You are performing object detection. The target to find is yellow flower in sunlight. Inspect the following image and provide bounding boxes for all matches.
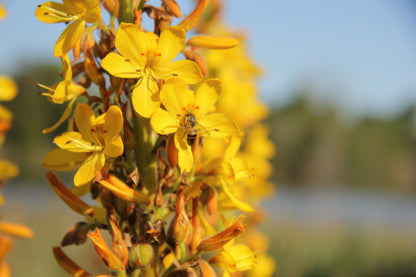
[43,103,123,186]
[0,4,6,20]
[39,54,86,133]
[151,78,238,172]
[101,23,203,118]
[210,243,256,277]
[35,0,101,57]
[0,76,17,102]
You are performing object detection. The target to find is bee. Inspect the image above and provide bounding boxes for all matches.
[182,113,199,146]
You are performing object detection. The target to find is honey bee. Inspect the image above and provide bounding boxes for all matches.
[182,113,199,146]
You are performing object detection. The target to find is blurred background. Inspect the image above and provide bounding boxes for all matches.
[1,0,416,276]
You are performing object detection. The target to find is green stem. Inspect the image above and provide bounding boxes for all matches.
[118,0,135,23]
[132,114,157,194]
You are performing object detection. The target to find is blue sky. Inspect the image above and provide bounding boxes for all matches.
[0,0,415,116]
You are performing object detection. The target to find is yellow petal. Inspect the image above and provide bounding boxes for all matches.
[131,76,160,118]
[103,135,124,157]
[0,4,6,20]
[198,113,239,137]
[0,76,17,101]
[54,19,85,57]
[155,26,186,67]
[221,180,254,212]
[0,160,18,181]
[46,172,95,216]
[175,130,193,172]
[74,103,96,142]
[102,105,123,140]
[224,135,242,162]
[0,105,12,122]
[115,23,152,68]
[42,97,76,134]
[0,222,33,238]
[101,52,142,79]
[74,152,105,186]
[157,59,203,84]
[88,228,124,271]
[187,35,239,49]
[150,108,178,135]
[159,77,190,116]
[54,131,100,152]
[35,2,75,23]
[84,0,101,23]
[42,149,86,171]
[194,79,220,118]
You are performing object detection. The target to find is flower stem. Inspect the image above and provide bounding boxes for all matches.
[118,0,135,23]
[132,115,157,194]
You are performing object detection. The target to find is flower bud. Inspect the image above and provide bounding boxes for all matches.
[183,48,208,76]
[102,0,119,14]
[130,243,154,266]
[187,36,239,49]
[163,0,181,17]
[167,134,178,168]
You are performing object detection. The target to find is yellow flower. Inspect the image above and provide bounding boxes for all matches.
[0,4,6,20]
[101,23,203,118]
[43,103,124,186]
[35,0,101,57]
[210,243,256,276]
[39,54,86,133]
[151,78,238,172]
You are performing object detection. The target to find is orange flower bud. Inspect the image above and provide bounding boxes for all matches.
[197,216,246,252]
[179,0,208,31]
[183,48,208,76]
[102,0,119,14]
[98,174,150,204]
[46,172,95,217]
[0,234,12,260]
[164,0,181,17]
[200,185,217,215]
[52,247,92,277]
[167,134,178,168]
[198,260,216,277]
[84,50,105,88]
[187,36,239,49]
[0,262,10,277]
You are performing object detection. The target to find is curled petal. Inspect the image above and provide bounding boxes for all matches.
[46,172,95,216]
[53,247,92,277]
[98,174,150,204]
[88,228,124,271]
[42,149,86,171]
[54,19,86,57]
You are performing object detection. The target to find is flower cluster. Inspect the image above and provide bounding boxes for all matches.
[37,0,275,276]
[0,4,34,276]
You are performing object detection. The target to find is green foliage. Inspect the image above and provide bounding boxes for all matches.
[267,93,416,191]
